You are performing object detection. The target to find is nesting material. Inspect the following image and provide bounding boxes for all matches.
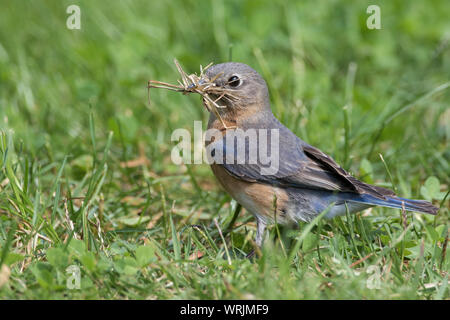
[148,59,239,129]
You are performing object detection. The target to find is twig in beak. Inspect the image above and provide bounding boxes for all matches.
[147,59,240,130]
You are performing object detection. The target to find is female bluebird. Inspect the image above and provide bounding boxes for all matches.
[200,62,438,249]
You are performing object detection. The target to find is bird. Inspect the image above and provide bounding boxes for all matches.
[198,62,438,250]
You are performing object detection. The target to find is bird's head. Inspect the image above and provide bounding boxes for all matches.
[201,62,271,118]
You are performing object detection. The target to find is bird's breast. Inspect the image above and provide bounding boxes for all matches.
[210,164,291,225]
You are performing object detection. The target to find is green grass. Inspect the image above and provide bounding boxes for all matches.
[0,0,449,299]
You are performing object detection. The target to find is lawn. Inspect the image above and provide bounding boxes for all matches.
[0,0,449,299]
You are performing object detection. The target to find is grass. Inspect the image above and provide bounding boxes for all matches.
[0,0,449,299]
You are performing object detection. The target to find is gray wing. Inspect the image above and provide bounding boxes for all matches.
[215,121,395,199]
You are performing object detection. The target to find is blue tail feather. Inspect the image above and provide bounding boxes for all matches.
[348,194,438,215]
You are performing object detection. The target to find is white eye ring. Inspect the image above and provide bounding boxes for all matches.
[227,74,242,87]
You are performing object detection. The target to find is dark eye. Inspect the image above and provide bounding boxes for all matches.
[227,75,241,87]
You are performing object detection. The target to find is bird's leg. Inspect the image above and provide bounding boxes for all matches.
[255,218,267,248]
[246,217,266,259]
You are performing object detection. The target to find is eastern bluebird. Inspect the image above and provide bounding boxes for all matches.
[199,62,438,249]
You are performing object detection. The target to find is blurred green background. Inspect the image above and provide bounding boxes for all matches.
[0,0,448,299]
[1,0,449,170]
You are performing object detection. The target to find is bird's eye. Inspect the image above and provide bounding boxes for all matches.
[227,75,241,87]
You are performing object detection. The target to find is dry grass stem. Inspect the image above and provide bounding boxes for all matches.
[148,59,239,129]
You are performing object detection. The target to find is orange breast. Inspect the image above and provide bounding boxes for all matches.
[210,164,290,224]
